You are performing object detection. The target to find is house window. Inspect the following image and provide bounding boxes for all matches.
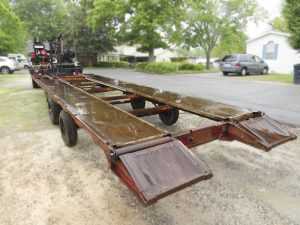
[263,41,279,60]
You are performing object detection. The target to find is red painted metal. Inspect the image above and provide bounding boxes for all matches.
[30,72,297,206]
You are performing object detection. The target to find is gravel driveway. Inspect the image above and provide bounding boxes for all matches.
[1,72,300,225]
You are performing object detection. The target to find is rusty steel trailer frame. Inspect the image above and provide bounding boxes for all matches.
[31,72,296,205]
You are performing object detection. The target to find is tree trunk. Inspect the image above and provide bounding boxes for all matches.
[78,53,97,67]
[205,51,211,70]
[148,48,155,62]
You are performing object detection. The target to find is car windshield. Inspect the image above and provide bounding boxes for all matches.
[223,55,237,62]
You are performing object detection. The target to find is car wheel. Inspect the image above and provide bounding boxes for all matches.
[262,67,269,75]
[241,68,247,76]
[223,72,228,76]
[24,65,29,69]
[0,66,10,74]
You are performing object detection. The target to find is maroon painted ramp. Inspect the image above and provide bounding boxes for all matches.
[227,115,297,151]
[119,138,212,203]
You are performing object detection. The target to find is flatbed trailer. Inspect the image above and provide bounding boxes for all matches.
[31,72,296,205]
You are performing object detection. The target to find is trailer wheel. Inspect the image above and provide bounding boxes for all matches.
[131,98,146,109]
[59,111,78,147]
[47,98,61,125]
[32,79,40,89]
[159,108,179,126]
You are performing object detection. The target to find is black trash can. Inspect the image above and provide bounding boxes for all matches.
[294,64,300,84]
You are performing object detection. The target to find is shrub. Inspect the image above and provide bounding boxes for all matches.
[135,62,205,74]
[144,62,179,74]
[178,63,194,70]
[135,62,149,71]
[114,61,130,68]
[179,63,205,71]
[96,61,130,68]
[194,64,205,71]
[171,57,188,62]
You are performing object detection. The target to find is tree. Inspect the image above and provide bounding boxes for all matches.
[63,0,115,65]
[175,47,205,58]
[283,0,300,49]
[271,17,288,33]
[0,0,26,54]
[213,28,247,58]
[181,0,259,69]
[13,0,66,41]
[89,0,183,61]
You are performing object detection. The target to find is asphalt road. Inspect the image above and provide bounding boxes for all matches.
[85,68,300,127]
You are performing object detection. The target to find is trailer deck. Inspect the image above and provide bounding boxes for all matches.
[86,74,250,121]
[31,72,297,205]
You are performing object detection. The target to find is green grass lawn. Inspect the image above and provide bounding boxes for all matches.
[241,74,293,84]
[0,73,49,136]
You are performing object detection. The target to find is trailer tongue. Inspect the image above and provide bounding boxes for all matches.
[31,72,296,205]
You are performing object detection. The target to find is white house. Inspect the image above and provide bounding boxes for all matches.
[99,45,178,62]
[99,45,219,66]
[247,30,300,74]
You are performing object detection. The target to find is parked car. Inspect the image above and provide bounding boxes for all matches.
[0,56,16,74]
[220,54,269,76]
[8,54,30,70]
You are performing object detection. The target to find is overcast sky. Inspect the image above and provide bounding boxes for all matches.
[247,0,284,39]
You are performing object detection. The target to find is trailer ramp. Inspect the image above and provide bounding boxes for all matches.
[115,137,211,204]
[226,114,296,151]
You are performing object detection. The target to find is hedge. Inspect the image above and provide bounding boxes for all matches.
[144,62,179,74]
[178,63,205,71]
[135,62,204,74]
[96,61,130,68]
[135,62,149,71]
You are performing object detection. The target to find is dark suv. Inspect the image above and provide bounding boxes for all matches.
[220,54,269,76]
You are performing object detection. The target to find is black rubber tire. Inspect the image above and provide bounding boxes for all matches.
[159,108,179,126]
[59,111,78,147]
[223,72,228,76]
[240,68,247,76]
[32,79,40,89]
[0,66,10,74]
[262,67,269,75]
[47,98,61,125]
[131,98,146,109]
